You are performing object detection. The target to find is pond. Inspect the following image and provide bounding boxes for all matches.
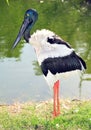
[0,0,91,104]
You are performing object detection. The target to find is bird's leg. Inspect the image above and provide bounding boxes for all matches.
[53,80,60,117]
[57,80,60,115]
[53,82,57,116]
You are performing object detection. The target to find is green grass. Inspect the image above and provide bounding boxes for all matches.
[0,100,91,130]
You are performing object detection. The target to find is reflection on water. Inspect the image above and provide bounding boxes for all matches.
[0,0,91,104]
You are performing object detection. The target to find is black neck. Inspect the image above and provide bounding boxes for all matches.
[23,29,30,43]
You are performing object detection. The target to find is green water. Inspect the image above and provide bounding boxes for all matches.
[0,0,91,104]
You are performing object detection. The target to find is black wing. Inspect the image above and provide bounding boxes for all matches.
[41,52,86,76]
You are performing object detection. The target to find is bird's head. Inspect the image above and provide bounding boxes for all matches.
[12,9,38,49]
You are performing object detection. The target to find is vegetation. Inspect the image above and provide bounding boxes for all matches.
[0,100,91,130]
[6,0,9,5]
[5,0,91,6]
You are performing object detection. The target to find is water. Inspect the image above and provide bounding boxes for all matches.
[0,0,91,104]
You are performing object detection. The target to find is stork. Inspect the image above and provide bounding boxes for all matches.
[12,9,86,117]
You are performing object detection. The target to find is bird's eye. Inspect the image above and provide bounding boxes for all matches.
[26,13,30,17]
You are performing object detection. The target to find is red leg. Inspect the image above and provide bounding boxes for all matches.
[53,80,60,117]
[57,80,60,115]
[53,83,57,116]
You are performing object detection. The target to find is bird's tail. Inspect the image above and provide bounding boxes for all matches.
[77,55,87,70]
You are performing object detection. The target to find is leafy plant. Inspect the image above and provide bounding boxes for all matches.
[6,0,9,5]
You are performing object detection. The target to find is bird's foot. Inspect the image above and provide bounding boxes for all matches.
[53,111,60,117]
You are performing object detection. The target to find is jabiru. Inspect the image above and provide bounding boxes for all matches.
[12,9,86,117]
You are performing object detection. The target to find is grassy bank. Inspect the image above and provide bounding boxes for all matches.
[0,99,91,130]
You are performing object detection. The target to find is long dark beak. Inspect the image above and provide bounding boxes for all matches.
[12,18,30,49]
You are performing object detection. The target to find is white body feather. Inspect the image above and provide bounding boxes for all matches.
[29,29,83,88]
[30,29,74,65]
